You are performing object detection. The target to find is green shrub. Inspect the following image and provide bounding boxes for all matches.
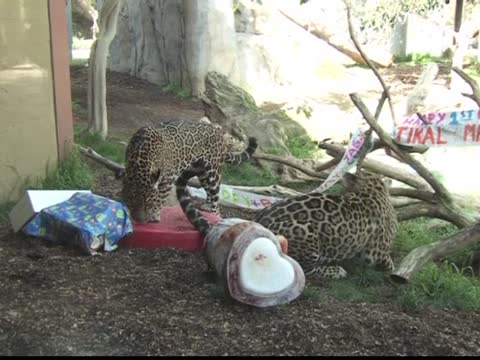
[37,148,94,191]
[222,162,278,186]
[74,127,125,164]
[400,262,480,311]
[393,219,457,259]
[161,82,191,99]
[0,148,95,225]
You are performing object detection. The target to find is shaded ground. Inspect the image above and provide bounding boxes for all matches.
[1,64,480,356]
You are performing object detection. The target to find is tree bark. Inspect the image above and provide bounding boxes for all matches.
[183,0,209,96]
[87,0,123,140]
[391,221,480,283]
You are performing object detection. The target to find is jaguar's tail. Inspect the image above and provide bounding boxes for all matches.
[175,168,212,237]
[225,137,258,165]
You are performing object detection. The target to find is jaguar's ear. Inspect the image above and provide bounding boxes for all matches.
[342,172,358,188]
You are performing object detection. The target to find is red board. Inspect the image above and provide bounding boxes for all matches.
[120,206,222,251]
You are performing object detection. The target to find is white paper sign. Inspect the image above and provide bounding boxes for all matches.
[187,184,281,210]
[394,109,480,147]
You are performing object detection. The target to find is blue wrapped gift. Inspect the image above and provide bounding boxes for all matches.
[23,192,133,255]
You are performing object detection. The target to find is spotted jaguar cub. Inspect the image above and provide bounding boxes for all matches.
[253,171,397,279]
[121,121,257,223]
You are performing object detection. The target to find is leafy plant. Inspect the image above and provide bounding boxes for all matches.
[35,148,94,191]
[161,82,191,99]
[285,131,318,160]
[400,262,480,311]
[0,148,95,225]
[393,218,457,260]
[74,126,126,164]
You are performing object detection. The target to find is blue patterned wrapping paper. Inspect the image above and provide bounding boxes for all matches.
[23,192,133,255]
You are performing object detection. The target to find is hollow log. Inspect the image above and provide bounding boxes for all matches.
[391,222,480,283]
[204,218,305,308]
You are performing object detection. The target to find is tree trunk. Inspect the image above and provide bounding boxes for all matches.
[72,0,98,39]
[87,0,123,140]
[183,1,209,97]
[107,0,239,96]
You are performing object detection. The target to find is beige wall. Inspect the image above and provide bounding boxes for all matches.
[0,0,58,200]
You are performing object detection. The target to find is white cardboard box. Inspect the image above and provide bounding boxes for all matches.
[9,190,92,232]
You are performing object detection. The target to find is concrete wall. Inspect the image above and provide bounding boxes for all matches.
[0,0,66,201]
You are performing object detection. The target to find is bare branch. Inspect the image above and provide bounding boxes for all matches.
[344,0,397,125]
[77,144,125,178]
[452,67,480,107]
[253,153,332,179]
[349,92,453,205]
[317,141,431,190]
[277,8,391,68]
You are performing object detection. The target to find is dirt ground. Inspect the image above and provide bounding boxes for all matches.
[1,64,480,356]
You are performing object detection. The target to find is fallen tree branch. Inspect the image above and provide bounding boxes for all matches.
[317,142,431,190]
[77,144,125,178]
[391,198,423,209]
[253,153,332,179]
[396,202,473,228]
[388,187,436,203]
[452,66,480,107]
[391,221,480,283]
[344,0,396,126]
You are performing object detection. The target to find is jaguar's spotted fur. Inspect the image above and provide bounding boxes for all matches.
[121,121,257,223]
[253,171,398,279]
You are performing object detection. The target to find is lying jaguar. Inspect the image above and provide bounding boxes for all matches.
[252,171,398,279]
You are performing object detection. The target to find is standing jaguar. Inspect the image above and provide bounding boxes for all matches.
[121,120,257,224]
[253,171,398,279]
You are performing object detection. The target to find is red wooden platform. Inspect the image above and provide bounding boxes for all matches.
[120,207,222,251]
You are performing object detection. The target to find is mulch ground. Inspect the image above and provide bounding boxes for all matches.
[1,64,480,356]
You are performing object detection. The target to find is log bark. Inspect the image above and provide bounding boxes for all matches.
[396,202,473,228]
[77,145,124,178]
[344,2,396,126]
[452,66,480,107]
[391,222,480,283]
[317,142,431,191]
[87,0,123,140]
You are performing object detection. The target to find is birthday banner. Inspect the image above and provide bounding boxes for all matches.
[313,127,373,193]
[393,109,480,147]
